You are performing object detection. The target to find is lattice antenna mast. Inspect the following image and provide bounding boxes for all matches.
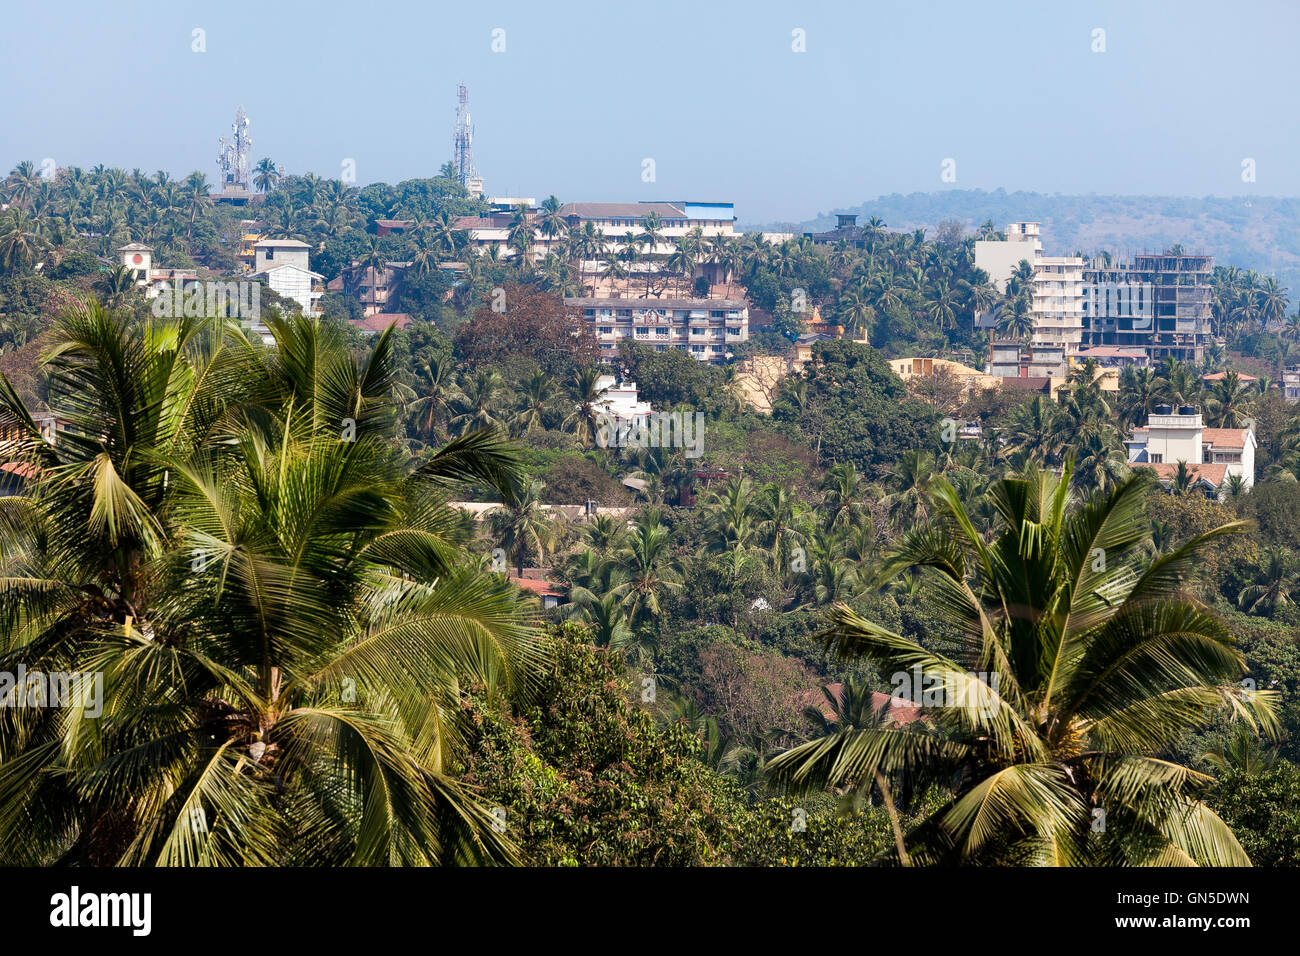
[452,84,475,186]
[217,107,253,190]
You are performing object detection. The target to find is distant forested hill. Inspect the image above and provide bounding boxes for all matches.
[750,190,1300,294]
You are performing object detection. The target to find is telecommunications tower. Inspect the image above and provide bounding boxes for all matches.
[217,107,252,192]
[452,84,480,192]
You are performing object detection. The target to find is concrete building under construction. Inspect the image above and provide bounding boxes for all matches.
[1082,253,1214,364]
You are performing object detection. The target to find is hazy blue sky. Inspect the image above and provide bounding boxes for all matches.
[4,0,1298,223]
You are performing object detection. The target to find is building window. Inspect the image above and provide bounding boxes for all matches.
[1150,454,1163,463]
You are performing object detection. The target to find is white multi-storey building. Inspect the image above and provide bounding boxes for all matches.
[1032,255,1086,352]
[252,239,323,317]
[974,221,1042,292]
[1125,404,1255,496]
[975,223,1085,376]
[571,297,748,365]
[454,200,736,260]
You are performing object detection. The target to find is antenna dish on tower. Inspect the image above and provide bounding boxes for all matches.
[217,106,253,192]
[452,84,481,195]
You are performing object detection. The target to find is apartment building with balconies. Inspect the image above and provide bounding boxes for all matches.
[570,297,748,365]
[974,223,1084,376]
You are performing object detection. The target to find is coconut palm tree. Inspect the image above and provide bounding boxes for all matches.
[253,158,281,193]
[536,195,565,259]
[836,290,873,339]
[0,300,546,865]
[1118,365,1161,428]
[702,477,758,554]
[452,368,506,436]
[768,465,1276,865]
[755,482,804,576]
[1199,724,1279,775]
[636,212,664,297]
[998,293,1034,344]
[406,355,462,442]
[1005,396,1060,464]
[564,367,609,447]
[507,204,536,272]
[1206,371,1252,428]
[513,370,556,435]
[488,476,557,577]
[96,264,139,309]
[5,160,42,208]
[612,509,681,629]
[0,208,47,272]
[819,461,868,532]
[1237,546,1300,614]
[881,450,936,528]
[1171,460,1198,496]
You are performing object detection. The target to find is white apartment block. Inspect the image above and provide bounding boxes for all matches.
[570,297,748,365]
[975,223,1084,376]
[1032,256,1086,353]
[454,201,736,262]
[252,239,323,317]
[593,375,653,429]
[974,221,1042,292]
[1126,404,1255,496]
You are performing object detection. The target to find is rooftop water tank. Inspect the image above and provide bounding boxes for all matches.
[1154,404,1173,415]
[1178,404,1196,415]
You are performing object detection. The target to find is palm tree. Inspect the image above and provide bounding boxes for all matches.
[618,232,640,297]
[357,236,386,314]
[881,450,935,528]
[755,482,803,576]
[253,158,281,193]
[406,355,461,442]
[514,370,556,435]
[488,476,557,577]
[1118,365,1161,428]
[819,461,868,532]
[564,367,609,446]
[1171,460,1198,495]
[924,280,959,330]
[452,368,506,435]
[703,477,757,554]
[1006,396,1060,464]
[1237,546,1300,614]
[182,172,213,239]
[600,248,626,297]
[768,465,1276,865]
[0,300,546,865]
[836,290,873,339]
[508,204,536,272]
[637,212,664,297]
[796,677,913,861]
[577,591,634,650]
[1199,724,1279,775]
[537,195,566,259]
[613,510,681,629]
[1156,357,1202,407]
[0,208,47,272]
[1206,371,1252,428]
[998,293,1034,344]
[96,264,139,309]
[5,160,42,208]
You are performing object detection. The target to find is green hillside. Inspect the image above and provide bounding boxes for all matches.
[756,189,1300,293]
